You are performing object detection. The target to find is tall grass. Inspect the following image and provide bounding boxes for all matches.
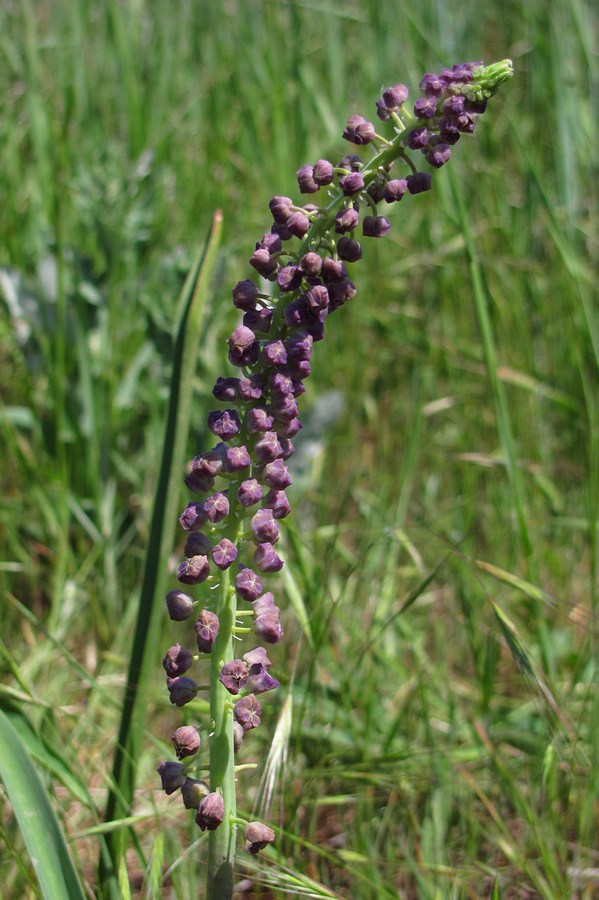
[0,0,597,897]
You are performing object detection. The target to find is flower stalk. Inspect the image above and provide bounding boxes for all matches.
[156,59,513,899]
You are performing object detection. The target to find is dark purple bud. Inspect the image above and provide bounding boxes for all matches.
[252,591,276,614]
[207,409,241,441]
[247,407,274,433]
[219,659,249,695]
[211,538,238,570]
[167,675,198,707]
[181,777,210,809]
[278,437,295,460]
[425,142,452,168]
[362,216,391,238]
[163,643,194,678]
[234,694,262,730]
[232,279,260,311]
[172,725,201,760]
[419,73,446,96]
[312,159,334,186]
[237,478,263,508]
[262,459,292,490]
[228,325,260,368]
[243,306,273,334]
[375,98,391,121]
[269,195,293,224]
[414,96,437,118]
[254,609,284,644]
[263,340,288,367]
[274,416,302,439]
[270,392,299,422]
[339,171,365,196]
[382,83,409,108]
[223,444,250,472]
[179,502,207,532]
[245,821,276,854]
[212,376,241,402]
[156,760,186,795]
[246,664,280,694]
[277,265,302,293]
[298,251,322,276]
[184,471,214,493]
[328,278,356,310]
[407,172,433,194]
[335,207,360,234]
[465,98,487,115]
[342,114,376,145]
[257,232,283,254]
[191,444,226,479]
[263,489,291,519]
[251,508,280,544]
[195,609,220,653]
[321,257,347,283]
[406,126,429,149]
[287,211,311,238]
[367,179,386,203]
[203,492,230,524]
[268,369,294,396]
[337,237,362,262]
[337,153,363,172]
[286,329,313,361]
[304,284,329,312]
[233,721,245,752]
[253,542,284,573]
[438,117,461,144]
[235,567,263,601]
[239,373,264,401]
[243,646,272,669]
[456,113,476,134]
[166,589,195,621]
[383,178,408,203]
[284,297,308,329]
[443,95,466,116]
[296,163,319,194]
[178,555,210,585]
[184,532,212,558]
[254,431,283,462]
[249,247,278,279]
[196,792,224,831]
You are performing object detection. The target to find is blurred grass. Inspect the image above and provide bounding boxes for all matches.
[0,0,597,897]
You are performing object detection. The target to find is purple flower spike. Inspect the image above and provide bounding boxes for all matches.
[237,478,263,508]
[234,694,262,731]
[167,676,199,707]
[156,760,186,795]
[251,508,280,544]
[253,542,284,573]
[177,555,210,585]
[172,725,201,760]
[163,643,194,678]
[203,492,230,524]
[211,538,238,570]
[196,792,225,831]
[235,567,263,602]
[219,659,249,695]
[195,609,220,653]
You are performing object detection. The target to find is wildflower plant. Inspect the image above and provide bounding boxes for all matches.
[157,58,513,897]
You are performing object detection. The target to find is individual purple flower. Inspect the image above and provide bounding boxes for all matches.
[219,659,249,695]
[156,761,186,795]
[287,210,311,238]
[207,409,241,441]
[342,114,376,145]
[166,589,195,621]
[277,266,302,292]
[382,83,409,108]
[196,792,225,831]
[237,478,263,508]
[254,610,284,644]
[178,555,210,585]
[419,72,446,96]
[228,325,260,367]
[184,532,212,558]
[414,96,437,118]
[249,247,278,280]
[223,444,251,472]
[339,171,365,196]
[296,163,319,193]
[163,643,194,678]
[179,502,207,532]
[232,279,260,311]
[172,725,201,760]
[252,591,276,615]
[234,694,262,731]
[338,237,362,262]
[262,489,291,519]
[425,142,452,168]
[254,431,283,462]
[246,664,280,694]
[298,251,322,276]
[195,609,220,653]
[383,178,408,203]
[407,172,433,194]
[212,376,241,402]
[247,407,274,434]
[321,257,347,283]
[335,207,360,233]
[304,284,329,312]
[250,508,280,544]
[245,821,276,854]
[312,159,334,186]
[233,721,245,752]
[262,459,292,489]
[263,340,288,367]
[181,777,209,809]
[362,216,391,238]
[203,492,229,524]
[406,126,429,150]
[243,646,272,669]
[167,676,199,707]
[269,195,293,223]
[211,538,238,570]
[235,567,263,602]
[244,306,273,334]
[253,542,284,573]
[238,373,264,401]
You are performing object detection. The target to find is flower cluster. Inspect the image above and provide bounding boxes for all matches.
[156,58,513,853]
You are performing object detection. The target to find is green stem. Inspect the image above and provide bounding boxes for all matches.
[207,567,238,899]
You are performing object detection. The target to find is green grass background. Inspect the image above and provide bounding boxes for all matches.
[0,0,597,897]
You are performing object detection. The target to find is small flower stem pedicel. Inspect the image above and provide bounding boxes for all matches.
[157,59,513,897]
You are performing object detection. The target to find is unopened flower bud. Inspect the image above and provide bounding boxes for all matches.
[312,159,334,186]
[382,83,409,108]
[163,643,194,678]
[296,163,319,194]
[195,609,220,653]
[177,555,210,585]
[156,760,186,795]
[234,694,262,731]
[172,725,201,760]
[407,172,433,194]
[184,532,212,558]
[253,542,284,573]
[233,720,245,752]
[237,478,263,507]
[181,777,209,809]
[219,659,249,695]
[167,676,198,707]
[196,792,224,831]
[245,821,276,854]
[166,589,195,621]
[362,216,391,238]
[342,114,376,145]
[211,538,238,570]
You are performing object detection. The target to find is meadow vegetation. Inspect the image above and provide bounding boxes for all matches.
[0,1,597,897]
